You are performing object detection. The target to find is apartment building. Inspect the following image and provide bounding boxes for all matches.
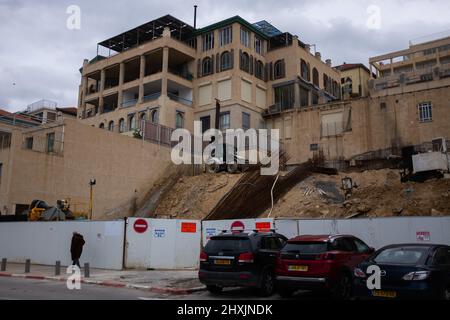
[78,15,341,134]
[264,36,450,166]
[369,36,450,97]
[334,63,372,99]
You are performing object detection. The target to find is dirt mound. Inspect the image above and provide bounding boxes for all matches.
[261,169,450,219]
[153,173,243,220]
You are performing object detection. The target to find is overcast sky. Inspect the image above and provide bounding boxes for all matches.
[1,0,449,111]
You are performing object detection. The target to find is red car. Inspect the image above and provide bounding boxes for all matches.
[275,234,374,299]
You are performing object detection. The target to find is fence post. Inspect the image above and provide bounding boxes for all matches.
[1,258,6,271]
[84,263,90,278]
[25,259,31,273]
[55,261,61,276]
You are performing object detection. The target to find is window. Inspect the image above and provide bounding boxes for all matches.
[202,32,214,51]
[254,36,264,55]
[312,92,319,105]
[151,109,159,123]
[219,112,230,130]
[331,238,356,252]
[46,132,55,153]
[200,116,211,133]
[242,112,250,130]
[301,59,310,81]
[274,84,294,110]
[300,86,309,107]
[108,121,114,131]
[128,114,136,131]
[240,28,250,47]
[99,123,105,129]
[255,60,264,80]
[418,102,432,122]
[219,26,232,46]
[25,137,33,149]
[240,52,250,72]
[424,48,437,55]
[262,237,282,250]
[312,68,319,87]
[220,52,232,71]
[202,57,212,76]
[176,112,184,129]
[433,248,450,266]
[323,74,329,91]
[47,112,56,121]
[119,118,125,133]
[274,60,285,79]
[353,239,370,254]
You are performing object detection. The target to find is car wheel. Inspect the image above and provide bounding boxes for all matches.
[333,273,352,300]
[278,287,295,298]
[206,285,223,294]
[259,270,275,297]
[227,163,239,174]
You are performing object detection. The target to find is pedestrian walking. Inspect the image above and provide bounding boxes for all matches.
[70,232,85,268]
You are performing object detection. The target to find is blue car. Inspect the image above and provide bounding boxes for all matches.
[353,244,450,300]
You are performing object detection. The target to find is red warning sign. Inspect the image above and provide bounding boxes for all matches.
[133,219,148,233]
[181,222,197,233]
[255,222,271,232]
[230,221,245,233]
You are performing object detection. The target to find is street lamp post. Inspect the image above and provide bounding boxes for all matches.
[89,179,96,220]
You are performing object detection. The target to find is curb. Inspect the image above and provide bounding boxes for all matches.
[0,271,206,295]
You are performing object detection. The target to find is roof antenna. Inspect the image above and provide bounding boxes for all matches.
[194,5,198,29]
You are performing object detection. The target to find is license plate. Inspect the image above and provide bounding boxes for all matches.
[372,290,397,298]
[214,259,231,265]
[288,265,308,272]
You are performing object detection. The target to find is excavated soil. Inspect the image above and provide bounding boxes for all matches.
[261,169,450,219]
[153,173,243,220]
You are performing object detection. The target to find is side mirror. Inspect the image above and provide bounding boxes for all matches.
[367,247,375,254]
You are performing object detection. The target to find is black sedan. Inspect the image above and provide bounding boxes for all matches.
[353,244,450,300]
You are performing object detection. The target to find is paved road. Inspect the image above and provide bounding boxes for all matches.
[0,277,323,300]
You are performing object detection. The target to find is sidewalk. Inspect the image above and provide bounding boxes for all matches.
[0,263,205,295]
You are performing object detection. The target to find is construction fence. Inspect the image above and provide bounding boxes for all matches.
[0,217,449,270]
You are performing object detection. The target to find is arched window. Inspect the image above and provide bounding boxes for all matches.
[175,112,184,129]
[202,57,212,76]
[139,113,146,129]
[255,60,264,80]
[108,121,114,131]
[220,51,232,71]
[240,52,250,72]
[274,60,285,79]
[301,59,310,81]
[312,68,319,87]
[129,114,136,131]
[323,74,329,91]
[99,123,105,129]
[119,118,125,133]
[333,81,338,97]
[151,109,159,124]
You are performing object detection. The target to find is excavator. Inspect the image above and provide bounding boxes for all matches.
[26,199,87,221]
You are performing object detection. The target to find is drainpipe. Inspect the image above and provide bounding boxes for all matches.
[194,5,198,29]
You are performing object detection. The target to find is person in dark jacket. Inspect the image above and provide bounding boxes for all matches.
[70,232,85,268]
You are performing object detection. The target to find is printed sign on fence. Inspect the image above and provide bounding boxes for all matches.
[416,231,431,242]
[181,222,197,233]
[153,228,166,238]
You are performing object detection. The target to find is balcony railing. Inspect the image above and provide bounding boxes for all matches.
[143,92,161,103]
[167,93,192,106]
[121,99,138,108]
[168,68,194,81]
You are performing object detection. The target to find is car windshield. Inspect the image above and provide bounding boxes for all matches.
[282,242,329,254]
[373,247,429,265]
[206,238,252,253]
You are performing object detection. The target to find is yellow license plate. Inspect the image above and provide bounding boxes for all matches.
[372,290,397,298]
[214,259,231,265]
[288,265,308,272]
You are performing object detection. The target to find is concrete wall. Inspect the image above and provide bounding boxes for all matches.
[0,118,172,219]
[266,85,450,164]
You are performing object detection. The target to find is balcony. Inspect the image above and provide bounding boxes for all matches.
[168,93,192,106]
[143,92,161,103]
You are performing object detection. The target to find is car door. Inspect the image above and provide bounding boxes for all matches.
[431,247,450,290]
[258,236,280,269]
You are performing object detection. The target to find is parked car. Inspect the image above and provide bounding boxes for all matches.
[275,235,374,299]
[354,244,450,300]
[198,230,288,296]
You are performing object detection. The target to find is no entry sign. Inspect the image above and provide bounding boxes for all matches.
[230,221,245,233]
[133,219,148,233]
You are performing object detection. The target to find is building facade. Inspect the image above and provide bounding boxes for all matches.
[77,15,341,134]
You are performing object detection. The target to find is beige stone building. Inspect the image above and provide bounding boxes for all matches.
[265,36,450,166]
[78,15,341,134]
[0,118,174,218]
[334,63,372,99]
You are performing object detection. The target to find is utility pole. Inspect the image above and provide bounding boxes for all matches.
[89,179,96,220]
